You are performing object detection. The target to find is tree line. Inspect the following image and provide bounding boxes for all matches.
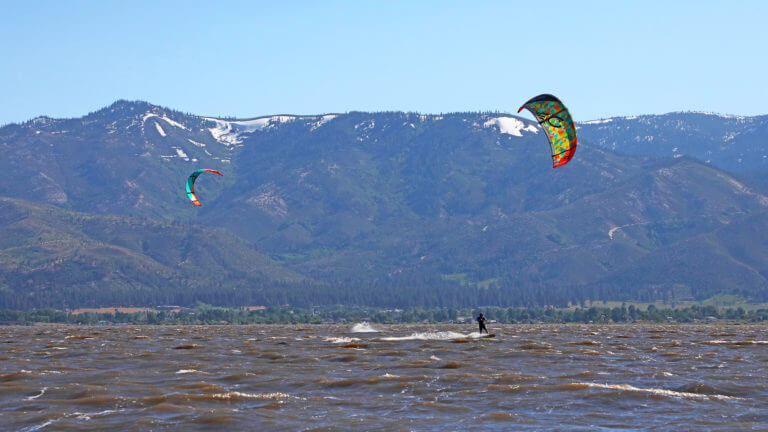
[4,276,768,311]
[1,304,766,325]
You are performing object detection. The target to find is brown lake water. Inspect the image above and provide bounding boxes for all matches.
[1,324,767,431]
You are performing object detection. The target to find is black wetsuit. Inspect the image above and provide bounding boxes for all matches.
[477,315,488,334]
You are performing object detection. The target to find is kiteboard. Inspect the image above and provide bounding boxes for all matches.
[478,333,496,338]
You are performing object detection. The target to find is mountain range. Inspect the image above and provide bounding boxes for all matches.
[1,100,767,308]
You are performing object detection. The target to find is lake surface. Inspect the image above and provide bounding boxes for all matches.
[1,324,766,431]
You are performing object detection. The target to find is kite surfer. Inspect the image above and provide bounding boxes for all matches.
[477,312,488,334]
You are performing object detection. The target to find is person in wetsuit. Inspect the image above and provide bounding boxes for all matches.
[477,313,488,334]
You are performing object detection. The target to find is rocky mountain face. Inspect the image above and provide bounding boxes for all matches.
[2,101,767,308]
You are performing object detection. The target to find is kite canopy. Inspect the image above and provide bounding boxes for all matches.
[518,94,577,168]
[186,169,223,206]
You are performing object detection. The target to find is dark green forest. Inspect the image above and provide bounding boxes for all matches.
[5,273,768,311]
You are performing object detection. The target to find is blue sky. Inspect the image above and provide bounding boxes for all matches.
[1,1,766,124]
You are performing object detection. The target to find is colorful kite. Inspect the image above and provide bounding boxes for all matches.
[518,94,578,168]
[186,169,223,206]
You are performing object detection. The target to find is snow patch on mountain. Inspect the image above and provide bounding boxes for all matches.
[142,113,189,130]
[310,114,337,131]
[483,117,538,136]
[205,119,240,146]
[30,116,54,126]
[355,119,375,131]
[581,118,614,125]
[154,122,166,137]
[581,112,747,126]
[234,116,297,131]
[679,111,746,120]
[203,116,300,146]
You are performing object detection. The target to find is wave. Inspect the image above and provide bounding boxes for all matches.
[438,362,464,369]
[701,340,768,346]
[25,386,47,400]
[141,391,302,404]
[318,374,423,388]
[518,342,553,350]
[209,391,303,401]
[573,382,744,401]
[73,409,119,420]
[20,419,56,432]
[493,373,542,383]
[1,370,32,382]
[325,336,360,344]
[63,335,95,340]
[19,409,119,432]
[218,372,257,381]
[350,322,380,333]
[380,331,468,341]
[569,340,600,346]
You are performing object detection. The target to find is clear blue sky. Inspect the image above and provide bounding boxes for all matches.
[1,1,766,124]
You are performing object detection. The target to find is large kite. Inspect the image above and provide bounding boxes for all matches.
[518,94,577,168]
[186,169,223,206]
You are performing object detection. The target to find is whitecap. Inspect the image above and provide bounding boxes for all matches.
[576,382,744,401]
[25,387,47,400]
[350,322,380,333]
[210,391,303,401]
[20,419,55,432]
[702,340,768,345]
[325,336,361,344]
[380,331,467,341]
[73,409,117,421]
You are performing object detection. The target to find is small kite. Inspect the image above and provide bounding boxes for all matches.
[186,169,223,206]
[518,94,577,168]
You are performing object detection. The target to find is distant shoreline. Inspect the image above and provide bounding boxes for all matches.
[6,322,767,327]
[2,304,766,325]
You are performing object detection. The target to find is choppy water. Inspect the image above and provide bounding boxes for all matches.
[1,324,766,431]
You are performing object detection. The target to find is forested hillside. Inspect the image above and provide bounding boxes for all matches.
[2,101,768,308]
